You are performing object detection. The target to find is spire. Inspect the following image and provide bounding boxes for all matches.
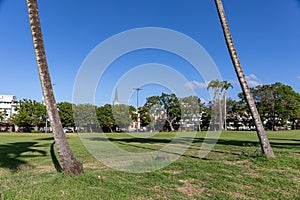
[113,88,119,105]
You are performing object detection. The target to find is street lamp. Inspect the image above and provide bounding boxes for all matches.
[133,87,142,132]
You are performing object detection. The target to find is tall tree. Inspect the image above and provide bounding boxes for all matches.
[238,82,300,130]
[138,106,151,128]
[73,104,98,132]
[207,80,223,131]
[145,93,181,131]
[96,104,116,132]
[214,0,274,157]
[10,99,46,131]
[112,104,132,129]
[207,80,223,99]
[220,81,233,130]
[57,102,75,128]
[26,0,84,174]
[180,96,204,131]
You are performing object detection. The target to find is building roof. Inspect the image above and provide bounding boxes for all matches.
[0,95,17,103]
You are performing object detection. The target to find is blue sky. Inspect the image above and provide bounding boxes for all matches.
[0,0,300,106]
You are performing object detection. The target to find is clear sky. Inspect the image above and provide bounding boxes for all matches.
[1,0,300,106]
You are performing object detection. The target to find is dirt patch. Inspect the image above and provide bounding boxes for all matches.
[223,160,252,167]
[152,185,161,190]
[228,191,257,200]
[84,162,107,169]
[223,160,260,177]
[268,167,293,173]
[292,175,300,182]
[36,165,57,172]
[293,152,300,156]
[163,170,182,175]
[231,182,253,191]
[176,179,206,197]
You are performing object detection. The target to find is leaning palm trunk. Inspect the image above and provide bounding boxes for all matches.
[26,0,84,173]
[223,91,227,130]
[214,0,274,157]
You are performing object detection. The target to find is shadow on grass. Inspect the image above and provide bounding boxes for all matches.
[0,138,64,172]
[37,137,63,172]
[37,137,55,141]
[50,142,63,172]
[88,137,245,159]
[0,142,47,171]
[89,137,187,144]
[88,135,300,159]
[192,138,300,151]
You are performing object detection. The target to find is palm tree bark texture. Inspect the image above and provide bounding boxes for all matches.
[214,0,275,157]
[207,80,223,131]
[26,0,84,174]
[221,81,233,131]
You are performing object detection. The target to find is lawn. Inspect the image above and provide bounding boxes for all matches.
[0,131,299,199]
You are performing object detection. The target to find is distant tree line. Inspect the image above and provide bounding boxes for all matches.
[233,82,300,130]
[4,82,300,132]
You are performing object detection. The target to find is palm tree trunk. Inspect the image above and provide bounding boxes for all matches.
[214,0,274,157]
[26,0,84,173]
[224,91,227,131]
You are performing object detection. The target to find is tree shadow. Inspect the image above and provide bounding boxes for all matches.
[268,141,300,151]
[37,137,55,141]
[114,140,201,159]
[192,138,260,146]
[36,137,63,172]
[50,142,63,172]
[89,136,188,144]
[192,138,300,151]
[37,137,63,172]
[268,138,300,142]
[88,135,300,159]
[88,136,242,159]
[0,142,47,172]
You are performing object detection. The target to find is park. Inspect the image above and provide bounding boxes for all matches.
[1,0,300,199]
[0,130,299,199]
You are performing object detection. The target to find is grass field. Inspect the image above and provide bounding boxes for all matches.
[0,131,299,199]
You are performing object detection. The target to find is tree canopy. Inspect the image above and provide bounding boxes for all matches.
[238,82,300,130]
[10,99,46,130]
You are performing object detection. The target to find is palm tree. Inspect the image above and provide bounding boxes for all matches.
[207,80,223,131]
[26,0,84,174]
[214,0,274,157]
[207,80,222,99]
[220,81,233,130]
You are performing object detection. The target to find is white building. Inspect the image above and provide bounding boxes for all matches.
[0,95,18,122]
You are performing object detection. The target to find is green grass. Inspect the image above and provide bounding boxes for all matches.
[0,131,299,199]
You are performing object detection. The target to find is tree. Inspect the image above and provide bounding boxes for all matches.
[57,102,75,128]
[160,93,181,131]
[227,98,255,131]
[207,80,223,99]
[238,82,300,130]
[144,95,162,131]
[268,83,300,130]
[214,0,274,157]
[26,0,83,174]
[139,106,151,127]
[10,99,46,131]
[207,80,223,131]
[144,93,181,131]
[180,96,204,131]
[112,104,132,130]
[73,104,98,132]
[0,109,6,124]
[220,81,233,130]
[96,104,116,132]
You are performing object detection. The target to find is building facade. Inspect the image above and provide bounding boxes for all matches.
[0,95,18,122]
